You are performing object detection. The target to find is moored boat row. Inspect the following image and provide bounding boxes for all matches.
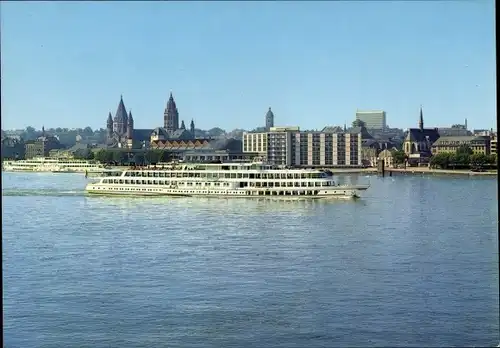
[2,157,107,174]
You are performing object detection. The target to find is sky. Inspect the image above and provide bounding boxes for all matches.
[1,1,496,132]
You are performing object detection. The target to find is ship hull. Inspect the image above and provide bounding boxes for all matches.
[85,184,368,199]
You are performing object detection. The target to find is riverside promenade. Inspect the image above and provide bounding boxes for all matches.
[337,167,497,176]
[109,165,497,176]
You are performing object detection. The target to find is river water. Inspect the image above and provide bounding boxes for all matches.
[2,172,498,347]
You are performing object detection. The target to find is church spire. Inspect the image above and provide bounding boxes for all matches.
[180,120,186,130]
[419,105,424,131]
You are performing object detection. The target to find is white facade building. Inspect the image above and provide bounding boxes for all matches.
[243,127,363,167]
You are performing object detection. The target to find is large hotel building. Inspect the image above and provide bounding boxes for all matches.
[243,126,362,167]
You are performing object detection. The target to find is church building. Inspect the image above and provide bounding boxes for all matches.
[402,107,440,164]
[105,96,152,149]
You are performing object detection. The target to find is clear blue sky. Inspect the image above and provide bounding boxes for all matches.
[1,1,496,131]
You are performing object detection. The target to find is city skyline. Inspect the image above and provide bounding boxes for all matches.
[1,1,496,131]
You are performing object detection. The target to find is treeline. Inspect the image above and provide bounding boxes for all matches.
[73,149,172,165]
[429,152,496,169]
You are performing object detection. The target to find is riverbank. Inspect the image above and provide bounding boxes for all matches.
[108,165,496,176]
[385,167,497,176]
[332,167,497,176]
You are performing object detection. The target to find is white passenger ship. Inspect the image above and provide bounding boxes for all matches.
[2,157,106,173]
[85,160,370,199]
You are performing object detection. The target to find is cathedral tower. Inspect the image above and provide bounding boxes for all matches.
[164,92,179,132]
[190,119,195,136]
[127,111,134,139]
[113,95,128,135]
[127,111,134,148]
[106,112,113,138]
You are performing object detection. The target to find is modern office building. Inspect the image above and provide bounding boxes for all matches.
[242,126,362,167]
[355,110,387,130]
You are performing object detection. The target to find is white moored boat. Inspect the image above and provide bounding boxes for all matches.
[85,160,370,199]
[2,157,107,174]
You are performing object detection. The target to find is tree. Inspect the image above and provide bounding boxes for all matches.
[430,153,452,169]
[392,150,406,164]
[487,154,497,166]
[145,149,163,164]
[470,153,488,168]
[159,150,170,162]
[94,149,107,163]
[352,119,366,128]
[456,144,473,156]
[83,126,93,136]
[449,152,469,168]
[112,150,127,165]
[134,152,145,165]
[75,148,95,160]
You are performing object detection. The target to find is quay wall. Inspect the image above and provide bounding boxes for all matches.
[107,165,496,176]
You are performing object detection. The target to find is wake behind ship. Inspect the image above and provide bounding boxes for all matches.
[85,160,370,199]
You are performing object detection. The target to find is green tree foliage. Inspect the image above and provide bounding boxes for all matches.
[456,144,473,155]
[391,150,406,164]
[429,152,452,169]
[430,150,497,169]
[352,119,366,128]
[73,148,94,160]
[470,153,489,168]
[487,154,497,165]
[144,149,169,164]
[134,153,145,165]
[94,149,107,163]
[112,150,127,165]
[93,149,170,166]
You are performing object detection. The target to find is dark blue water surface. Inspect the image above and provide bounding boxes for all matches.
[2,172,499,347]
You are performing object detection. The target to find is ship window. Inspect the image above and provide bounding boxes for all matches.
[148,180,152,184]
[119,180,124,184]
[153,180,158,185]
[243,173,249,178]
[125,180,130,184]
[237,173,243,178]
[315,182,320,187]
